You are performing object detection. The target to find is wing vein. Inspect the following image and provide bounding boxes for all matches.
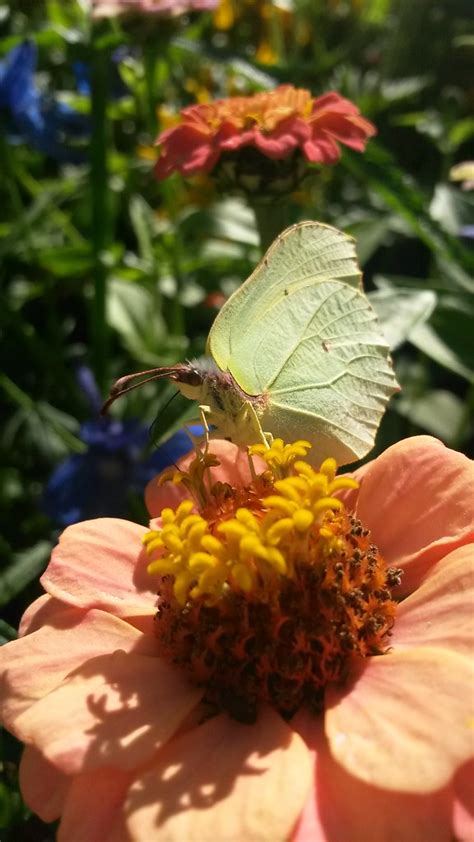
[263,285,345,390]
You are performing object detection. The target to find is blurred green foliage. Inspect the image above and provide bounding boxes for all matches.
[0,0,473,835]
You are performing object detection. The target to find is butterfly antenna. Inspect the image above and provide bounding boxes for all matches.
[100,367,179,416]
[149,390,180,446]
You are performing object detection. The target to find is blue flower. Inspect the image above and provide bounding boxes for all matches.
[44,366,201,526]
[0,41,89,162]
[460,225,474,240]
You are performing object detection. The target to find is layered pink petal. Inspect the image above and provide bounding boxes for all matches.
[19,593,69,636]
[154,86,375,181]
[393,544,474,658]
[353,436,474,595]
[145,439,264,518]
[19,745,70,822]
[155,126,217,178]
[93,0,218,17]
[325,647,474,793]
[58,766,132,842]
[453,759,474,842]
[42,518,156,617]
[289,717,329,842]
[125,707,312,841]
[312,92,361,115]
[303,135,340,163]
[15,651,202,774]
[253,128,299,158]
[0,607,155,730]
[292,715,453,842]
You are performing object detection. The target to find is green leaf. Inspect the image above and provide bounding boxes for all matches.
[0,376,84,457]
[210,199,260,246]
[358,0,391,23]
[0,619,17,645]
[430,184,474,236]
[0,541,52,606]
[107,278,187,365]
[38,245,94,277]
[129,195,156,266]
[409,322,474,382]
[346,215,394,265]
[395,390,466,444]
[448,118,474,151]
[369,288,437,350]
[381,77,431,103]
[343,143,474,287]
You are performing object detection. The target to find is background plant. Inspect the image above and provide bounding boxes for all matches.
[0,0,472,836]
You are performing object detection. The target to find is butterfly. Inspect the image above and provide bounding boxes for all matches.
[102,221,399,467]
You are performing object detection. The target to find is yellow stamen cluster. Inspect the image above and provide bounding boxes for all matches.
[250,437,312,474]
[158,450,221,510]
[143,440,402,720]
[143,443,358,606]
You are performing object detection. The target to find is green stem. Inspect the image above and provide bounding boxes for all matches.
[90,35,110,393]
[143,41,158,133]
[253,203,291,254]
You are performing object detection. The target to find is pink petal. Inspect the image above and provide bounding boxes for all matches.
[325,647,474,793]
[303,136,341,163]
[393,544,474,658]
[180,145,220,176]
[453,759,474,842]
[58,766,132,842]
[19,593,67,636]
[42,518,156,617]
[15,651,203,774]
[353,436,474,595]
[218,127,255,151]
[145,439,264,517]
[253,129,298,158]
[125,708,312,841]
[289,716,329,842]
[19,745,70,822]
[155,125,216,179]
[0,607,155,731]
[312,92,360,114]
[292,714,453,842]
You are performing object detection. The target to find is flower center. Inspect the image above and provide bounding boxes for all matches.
[198,85,313,135]
[144,440,402,722]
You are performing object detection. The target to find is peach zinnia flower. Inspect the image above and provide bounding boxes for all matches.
[154,85,376,186]
[1,436,473,840]
[92,0,218,18]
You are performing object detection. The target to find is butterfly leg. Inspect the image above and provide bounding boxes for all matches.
[241,401,273,449]
[183,406,211,457]
[197,405,212,454]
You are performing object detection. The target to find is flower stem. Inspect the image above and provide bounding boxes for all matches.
[253,203,291,254]
[90,32,110,393]
[143,41,158,133]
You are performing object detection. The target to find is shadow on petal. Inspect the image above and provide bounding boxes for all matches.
[125,708,311,841]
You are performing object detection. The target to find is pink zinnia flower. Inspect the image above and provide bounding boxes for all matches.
[154,85,376,183]
[1,436,473,841]
[92,0,218,19]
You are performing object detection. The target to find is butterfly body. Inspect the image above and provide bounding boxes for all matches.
[103,222,399,467]
[174,358,269,447]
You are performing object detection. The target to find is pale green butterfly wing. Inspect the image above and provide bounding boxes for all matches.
[207,222,399,466]
[208,221,362,392]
